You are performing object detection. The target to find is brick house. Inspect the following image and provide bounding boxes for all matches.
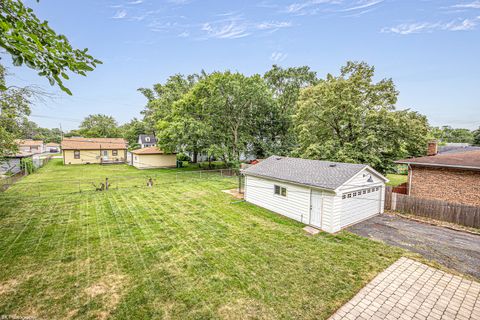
[396,141,480,206]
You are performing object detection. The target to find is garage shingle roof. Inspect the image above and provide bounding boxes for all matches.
[131,146,175,155]
[242,156,369,190]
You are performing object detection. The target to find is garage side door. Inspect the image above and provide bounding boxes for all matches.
[340,186,382,228]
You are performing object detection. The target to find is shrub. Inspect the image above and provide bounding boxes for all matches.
[21,157,35,174]
[177,153,191,162]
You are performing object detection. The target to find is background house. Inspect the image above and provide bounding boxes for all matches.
[242,156,387,233]
[138,134,157,148]
[16,139,44,154]
[45,142,61,153]
[61,137,127,165]
[396,141,480,206]
[131,147,176,169]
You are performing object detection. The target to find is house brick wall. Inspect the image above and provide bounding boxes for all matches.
[409,166,480,206]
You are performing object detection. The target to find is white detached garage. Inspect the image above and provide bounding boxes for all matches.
[242,156,388,233]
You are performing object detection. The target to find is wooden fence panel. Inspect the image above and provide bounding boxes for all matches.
[384,186,392,209]
[385,188,480,228]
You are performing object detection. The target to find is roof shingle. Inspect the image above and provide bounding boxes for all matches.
[139,134,157,144]
[61,137,127,150]
[16,139,43,146]
[242,156,370,190]
[396,150,480,170]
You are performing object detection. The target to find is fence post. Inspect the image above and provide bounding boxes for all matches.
[392,192,397,211]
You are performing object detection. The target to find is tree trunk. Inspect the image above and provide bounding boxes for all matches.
[192,150,198,163]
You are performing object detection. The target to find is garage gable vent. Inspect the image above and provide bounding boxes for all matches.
[329,163,337,167]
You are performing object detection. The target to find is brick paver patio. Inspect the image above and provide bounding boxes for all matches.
[329,257,480,320]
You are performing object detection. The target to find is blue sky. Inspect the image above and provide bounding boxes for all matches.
[3,0,480,130]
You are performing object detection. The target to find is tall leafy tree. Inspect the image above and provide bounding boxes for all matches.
[293,61,429,173]
[119,118,149,148]
[78,114,120,138]
[195,72,274,164]
[19,119,62,143]
[156,72,274,165]
[138,74,200,131]
[157,90,215,162]
[0,0,101,94]
[0,64,32,156]
[262,65,318,155]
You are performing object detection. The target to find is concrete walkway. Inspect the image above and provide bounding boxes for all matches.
[329,257,480,320]
[348,214,480,279]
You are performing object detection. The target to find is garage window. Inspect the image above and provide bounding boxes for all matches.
[112,150,118,156]
[274,185,287,197]
[74,150,80,159]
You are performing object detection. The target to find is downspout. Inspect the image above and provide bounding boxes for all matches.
[408,164,412,196]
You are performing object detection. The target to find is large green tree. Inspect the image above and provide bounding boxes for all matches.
[19,119,62,143]
[78,114,120,138]
[0,0,101,94]
[293,61,429,173]
[0,64,32,156]
[119,118,149,148]
[261,65,318,156]
[156,72,274,165]
[138,74,200,131]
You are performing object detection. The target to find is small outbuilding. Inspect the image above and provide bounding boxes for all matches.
[0,153,33,175]
[131,147,177,169]
[242,156,388,233]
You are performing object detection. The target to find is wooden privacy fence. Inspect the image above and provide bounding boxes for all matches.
[384,186,480,228]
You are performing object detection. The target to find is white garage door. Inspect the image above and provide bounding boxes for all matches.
[340,186,382,228]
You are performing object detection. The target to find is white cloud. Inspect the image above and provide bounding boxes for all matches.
[285,0,338,15]
[443,17,478,30]
[178,31,190,37]
[201,21,250,39]
[256,21,292,30]
[382,17,479,34]
[342,0,383,12]
[270,51,288,63]
[112,9,127,19]
[127,0,143,4]
[452,1,480,9]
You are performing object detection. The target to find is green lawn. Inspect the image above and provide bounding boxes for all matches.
[386,173,408,187]
[0,159,403,319]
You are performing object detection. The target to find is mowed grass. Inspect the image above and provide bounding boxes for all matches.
[386,174,408,187]
[0,160,403,319]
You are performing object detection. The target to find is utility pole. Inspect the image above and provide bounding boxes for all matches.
[59,123,64,140]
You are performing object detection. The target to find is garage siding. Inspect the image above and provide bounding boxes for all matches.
[244,167,386,233]
[132,154,177,169]
[340,168,385,192]
[245,176,310,223]
[315,192,336,232]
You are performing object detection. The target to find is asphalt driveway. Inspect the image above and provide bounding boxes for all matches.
[348,214,480,279]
